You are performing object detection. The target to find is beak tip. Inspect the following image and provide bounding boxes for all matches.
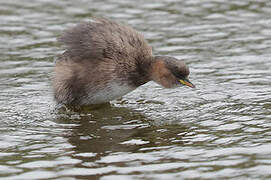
[179,79,195,88]
[188,84,195,88]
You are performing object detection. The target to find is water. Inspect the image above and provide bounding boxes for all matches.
[0,0,271,179]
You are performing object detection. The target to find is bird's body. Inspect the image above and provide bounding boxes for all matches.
[53,17,194,106]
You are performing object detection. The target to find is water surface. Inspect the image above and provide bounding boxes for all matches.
[0,0,271,179]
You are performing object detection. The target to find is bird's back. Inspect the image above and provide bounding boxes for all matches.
[58,17,152,63]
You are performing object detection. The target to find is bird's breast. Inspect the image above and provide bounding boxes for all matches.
[82,82,136,105]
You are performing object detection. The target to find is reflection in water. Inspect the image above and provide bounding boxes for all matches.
[54,104,191,179]
[56,104,189,155]
[57,104,151,154]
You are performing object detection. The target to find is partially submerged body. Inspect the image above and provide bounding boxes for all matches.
[53,17,194,106]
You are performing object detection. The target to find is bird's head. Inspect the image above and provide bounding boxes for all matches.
[150,56,195,88]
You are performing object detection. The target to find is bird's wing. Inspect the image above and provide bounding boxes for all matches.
[58,17,152,62]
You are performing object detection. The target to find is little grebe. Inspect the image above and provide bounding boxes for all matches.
[53,17,195,106]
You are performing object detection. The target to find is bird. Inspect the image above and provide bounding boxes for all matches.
[53,17,195,106]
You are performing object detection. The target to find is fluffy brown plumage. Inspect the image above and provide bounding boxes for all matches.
[53,17,194,106]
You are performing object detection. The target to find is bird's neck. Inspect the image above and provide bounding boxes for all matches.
[149,56,176,88]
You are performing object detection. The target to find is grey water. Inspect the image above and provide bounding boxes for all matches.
[0,0,271,179]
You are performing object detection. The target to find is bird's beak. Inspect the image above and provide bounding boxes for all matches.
[179,78,195,88]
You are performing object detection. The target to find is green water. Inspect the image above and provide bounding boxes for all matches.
[0,0,271,179]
